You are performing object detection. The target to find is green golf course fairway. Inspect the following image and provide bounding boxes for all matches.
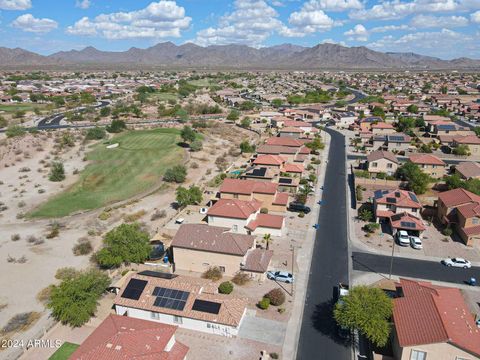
[29,128,183,218]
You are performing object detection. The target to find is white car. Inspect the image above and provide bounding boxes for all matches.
[396,230,410,246]
[267,271,294,283]
[442,258,472,269]
[175,218,185,224]
[409,236,423,250]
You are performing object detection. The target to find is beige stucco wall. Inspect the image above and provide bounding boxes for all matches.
[368,158,398,175]
[173,247,245,277]
[208,213,256,234]
[415,163,445,178]
[376,203,419,217]
[220,192,286,212]
[387,142,410,152]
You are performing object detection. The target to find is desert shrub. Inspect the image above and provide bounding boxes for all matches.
[258,297,270,310]
[264,288,286,306]
[202,266,223,281]
[98,211,111,221]
[55,267,78,281]
[2,312,40,333]
[73,238,93,256]
[363,223,380,234]
[48,161,65,182]
[151,209,167,221]
[85,127,106,140]
[123,210,146,222]
[163,165,187,183]
[298,212,305,218]
[442,227,453,236]
[260,207,268,214]
[232,272,250,285]
[11,234,20,241]
[218,281,234,294]
[36,285,54,304]
[46,228,60,239]
[270,353,279,359]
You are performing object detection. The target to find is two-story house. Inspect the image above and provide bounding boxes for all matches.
[366,150,398,176]
[408,154,446,178]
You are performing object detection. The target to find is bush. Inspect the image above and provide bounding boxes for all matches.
[190,139,203,152]
[73,238,93,256]
[163,165,187,183]
[218,281,234,294]
[48,161,65,182]
[11,234,20,241]
[150,209,167,221]
[55,267,78,281]
[363,223,380,234]
[442,227,453,236]
[298,212,305,218]
[202,266,223,281]
[258,297,270,310]
[5,125,26,138]
[260,207,268,214]
[264,288,286,306]
[106,119,126,133]
[86,127,106,140]
[232,272,250,285]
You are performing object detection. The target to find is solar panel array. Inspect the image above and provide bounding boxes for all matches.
[386,197,396,204]
[152,287,189,311]
[408,192,419,203]
[192,299,222,314]
[121,279,148,300]
[391,213,403,222]
[374,190,389,199]
[138,270,177,280]
[389,136,405,142]
[400,221,416,229]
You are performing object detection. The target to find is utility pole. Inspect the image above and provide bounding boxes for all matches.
[291,246,295,296]
[389,236,396,280]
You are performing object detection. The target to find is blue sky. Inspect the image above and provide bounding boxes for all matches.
[0,0,479,59]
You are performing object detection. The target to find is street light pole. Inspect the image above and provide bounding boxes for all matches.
[389,235,395,280]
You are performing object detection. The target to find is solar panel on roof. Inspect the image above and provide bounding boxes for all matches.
[152,286,189,311]
[192,299,221,314]
[408,193,419,203]
[251,168,267,177]
[138,270,177,280]
[391,214,403,221]
[279,178,292,184]
[386,197,396,204]
[389,136,405,142]
[121,278,147,300]
[400,221,416,228]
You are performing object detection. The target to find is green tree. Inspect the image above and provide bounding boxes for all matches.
[180,125,196,143]
[239,101,256,111]
[175,108,189,123]
[48,269,110,327]
[5,125,26,138]
[106,119,126,133]
[163,165,187,183]
[474,127,480,137]
[49,162,65,182]
[406,104,418,113]
[334,286,393,347]
[95,223,151,268]
[100,106,111,117]
[227,109,240,121]
[240,117,251,128]
[240,140,256,153]
[358,209,374,222]
[263,233,272,250]
[176,185,203,208]
[0,115,7,128]
[86,127,106,140]
[271,98,283,107]
[396,162,430,194]
[305,137,325,152]
[453,144,470,156]
[371,106,385,119]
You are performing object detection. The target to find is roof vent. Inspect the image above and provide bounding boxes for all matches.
[106,343,113,348]
[115,345,122,351]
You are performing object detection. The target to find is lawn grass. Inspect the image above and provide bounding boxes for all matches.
[0,103,45,113]
[29,128,183,218]
[152,92,178,102]
[188,79,214,87]
[48,342,79,360]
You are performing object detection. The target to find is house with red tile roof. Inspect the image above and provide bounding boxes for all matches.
[253,154,286,169]
[371,122,396,135]
[207,198,285,236]
[437,188,480,247]
[114,273,247,338]
[219,178,289,212]
[282,163,305,175]
[392,278,480,360]
[374,189,424,236]
[455,162,480,180]
[70,314,188,360]
[264,137,304,148]
[171,224,272,280]
[278,126,304,139]
[452,135,480,155]
[408,154,446,178]
[366,150,398,176]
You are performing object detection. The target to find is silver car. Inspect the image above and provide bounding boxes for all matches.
[267,271,294,283]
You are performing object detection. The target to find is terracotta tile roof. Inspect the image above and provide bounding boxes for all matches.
[283,120,310,127]
[253,155,287,166]
[376,209,395,218]
[280,126,303,133]
[456,162,480,179]
[207,199,261,219]
[390,212,426,231]
[219,178,277,195]
[453,135,480,145]
[409,154,445,166]
[257,145,298,155]
[462,224,480,236]
[114,274,247,328]
[456,202,480,219]
[264,137,304,148]
[70,314,188,360]
[298,146,311,155]
[424,115,451,122]
[273,192,289,205]
[367,150,398,164]
[375,189,422,209]
[394,279,480,356]
[283,163,304,173]
[387,133,411,143]
[171,224,254,256]
[242,249,273,273]
[372,122,394,129]
[246,213,284,231]
[438,188,480,208]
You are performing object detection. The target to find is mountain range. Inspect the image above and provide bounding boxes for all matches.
[0,42,479,70]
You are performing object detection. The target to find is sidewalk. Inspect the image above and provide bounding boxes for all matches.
[281,130,332,360]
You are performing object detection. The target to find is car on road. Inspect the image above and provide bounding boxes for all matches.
[395,230,410,246]
[409,236,422,250]
[441,257,472,269]
[288,202,311,214]
[175,218,185,224]
[267,270,294,283]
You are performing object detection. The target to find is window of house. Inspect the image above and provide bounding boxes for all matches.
[151,312,160,320]
[410,349,427,360]
[412,208,417,213]
[456,357,470,360]
[372,162,378,167]
[232,225,238,232]
[207,323,211,328]
[473,218,479,225]
[219,266,226,273]
[173,316,183,324]
[233,194,239,199]
[387,163,393,168]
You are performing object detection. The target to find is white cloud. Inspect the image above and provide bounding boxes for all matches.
[195,0,291,46]
[67,1,191,39]
[471,10,480,24]
[368,28,478,58]
[75,0,90,9]
[0,0,31,10]
[370,24,412,33]
[11,14,58,33]
[410,14,469,28]
[344,24,368,41]
[303,0,363,12]
[321,38,347,46]
[350,0,478,21]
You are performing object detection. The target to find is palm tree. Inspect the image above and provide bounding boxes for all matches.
[263,233,272,250]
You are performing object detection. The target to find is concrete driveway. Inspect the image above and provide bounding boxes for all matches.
[238,314,287,346]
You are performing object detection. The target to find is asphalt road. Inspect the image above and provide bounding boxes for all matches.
[352,251,480,284]
[37,100,110,129]
[296,129,351,360]
[347,153,470,166]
